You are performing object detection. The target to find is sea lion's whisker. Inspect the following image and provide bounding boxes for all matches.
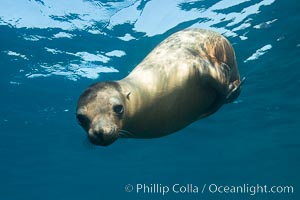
[118,130,133,138]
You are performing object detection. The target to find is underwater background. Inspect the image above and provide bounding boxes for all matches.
[0,0,299,199]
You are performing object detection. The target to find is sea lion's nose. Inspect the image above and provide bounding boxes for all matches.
[88,128,104,144]
[89,127,104,137]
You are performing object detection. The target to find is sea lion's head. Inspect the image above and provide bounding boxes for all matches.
[76,82,129,146]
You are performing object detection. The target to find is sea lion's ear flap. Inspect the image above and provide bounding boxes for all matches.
[125,92,131,100]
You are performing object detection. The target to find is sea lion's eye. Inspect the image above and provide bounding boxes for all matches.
[76,114,90,128]
[113,105,124,115]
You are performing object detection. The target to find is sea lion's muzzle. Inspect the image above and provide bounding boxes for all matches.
[87,128,118,146]
[87,118,119,146]
[88,129,105,145]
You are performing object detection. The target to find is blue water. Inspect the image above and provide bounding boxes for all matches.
[0,0,299,199]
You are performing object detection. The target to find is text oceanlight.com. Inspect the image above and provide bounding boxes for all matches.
[124,183,294,196]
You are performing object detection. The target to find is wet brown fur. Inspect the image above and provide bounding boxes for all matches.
[77,28,241,145]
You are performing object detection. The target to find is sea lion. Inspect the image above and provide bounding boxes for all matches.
[76,28,243,146]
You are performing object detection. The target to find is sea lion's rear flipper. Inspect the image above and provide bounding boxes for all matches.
[225,77,246,103]
[209,62,244,103]
[197,62,243,120]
